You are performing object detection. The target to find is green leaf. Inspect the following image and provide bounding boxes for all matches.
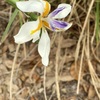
[95,2,100,42]
[1,9,19,44]
[96,0,100,2]
[6,0,19,8]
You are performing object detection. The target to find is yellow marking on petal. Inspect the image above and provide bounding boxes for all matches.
[43,20,50,29]
[42,1,51,17]
[30,19,42,34]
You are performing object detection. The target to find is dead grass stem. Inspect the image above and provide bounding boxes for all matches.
[55,33,62,100]
[75,0,95,63]
[75,0,100,99]
[44,66,47,100]
[10,44,20,100]
[76,34,86,94]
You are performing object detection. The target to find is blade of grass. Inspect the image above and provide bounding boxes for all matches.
[0,9,19,45]
[95,1,100,42]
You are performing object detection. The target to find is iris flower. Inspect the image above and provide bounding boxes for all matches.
[14,0,72,66]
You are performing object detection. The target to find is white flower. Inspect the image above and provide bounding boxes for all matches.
[14,0,72,66]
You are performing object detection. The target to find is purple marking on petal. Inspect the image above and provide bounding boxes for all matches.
[50,20,68,31]
[49,21,55,31]
[49,7,65,17]
[53,20,68,28]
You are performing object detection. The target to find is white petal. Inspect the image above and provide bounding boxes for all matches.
[32,31,40,43]
[38,29,50,66]
[63,23,72,30]
[42,56,49,66]
[49,4,71,19]
[14,19,40,44]
[16,1,44,14]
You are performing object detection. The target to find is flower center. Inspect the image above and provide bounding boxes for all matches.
[42,20,49,28]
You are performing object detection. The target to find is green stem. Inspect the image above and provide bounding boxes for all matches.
[6,0,19,8]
